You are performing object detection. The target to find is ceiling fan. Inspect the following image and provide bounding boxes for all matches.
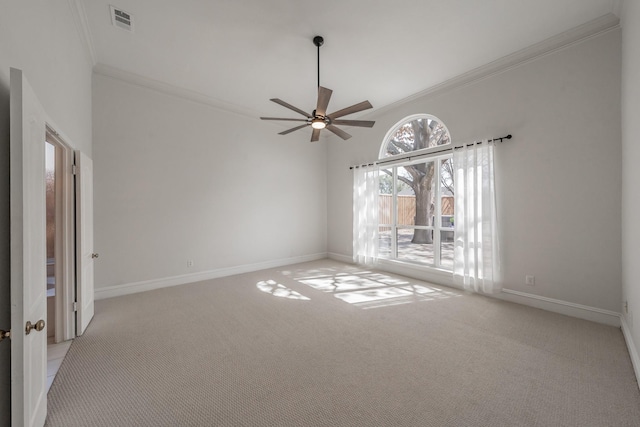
[260,36,375,142]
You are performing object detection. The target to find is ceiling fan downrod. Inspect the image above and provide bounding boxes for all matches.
[313,36,324,88]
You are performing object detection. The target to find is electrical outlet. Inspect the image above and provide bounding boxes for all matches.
[187,260,194,268]
[525,275,535,286]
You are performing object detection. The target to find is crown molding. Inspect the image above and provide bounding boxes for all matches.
[67,0,97,65]
[93,13,620,124]
[93,63,333,140]
[368,13,621,119]
[93,63,266,120]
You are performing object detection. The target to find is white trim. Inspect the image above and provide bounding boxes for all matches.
[621,315,640,389]
[45,128,77,342]
[67,0,97,66]
[378,114,452,160]
[328,252,354,264]
[368,13,620,119]
[95,253,328,300]
[499,288,621,327]
[93,64,262,120]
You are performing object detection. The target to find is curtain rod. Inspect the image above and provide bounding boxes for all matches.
[349,134,512,170]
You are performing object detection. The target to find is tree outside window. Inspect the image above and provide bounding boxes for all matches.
[376,115,454,268]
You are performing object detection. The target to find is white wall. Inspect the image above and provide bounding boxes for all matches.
[0,1,94,423]
[621,0,640,374]
[328,29,622,314]
[92,74,327,289]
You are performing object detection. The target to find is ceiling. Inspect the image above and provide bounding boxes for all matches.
[83,0,619,120]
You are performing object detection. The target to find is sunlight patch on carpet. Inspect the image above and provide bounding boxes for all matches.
[285,267,461,309]
[257,280,310,300]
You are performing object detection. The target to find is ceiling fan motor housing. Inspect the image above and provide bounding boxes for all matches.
[311,109,329,122]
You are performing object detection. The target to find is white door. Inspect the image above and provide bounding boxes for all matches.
[75,151,95,335]
[10,68,48,427]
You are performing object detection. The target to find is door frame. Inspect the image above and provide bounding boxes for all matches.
[45,126,76,341]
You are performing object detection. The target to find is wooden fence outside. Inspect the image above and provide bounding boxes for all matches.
[379,195,454,225]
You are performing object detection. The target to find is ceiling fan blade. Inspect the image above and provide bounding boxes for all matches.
[326,125,352,140]
[332,119,375,128]
[279,124,309,135]
[261,117,308,122]
[315,86,333,117]
[310,128,321,142]
[278,125,309,135]
[270,98,312,118]
[328,100,373,119]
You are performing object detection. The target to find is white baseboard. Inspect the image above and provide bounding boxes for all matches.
[499,288,621,327]
[95,252,328,300]
[621,316,640,389]
[327,252,354,264]
[328,252,621,327]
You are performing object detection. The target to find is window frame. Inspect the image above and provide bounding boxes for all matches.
[377,113,454,272]
[379,113,453,161]
[378,152,454,271]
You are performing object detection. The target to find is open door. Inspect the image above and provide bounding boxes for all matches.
[75,151,94,335]
[10,68,48,426]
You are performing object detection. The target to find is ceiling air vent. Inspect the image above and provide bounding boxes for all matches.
[110,5,134,32]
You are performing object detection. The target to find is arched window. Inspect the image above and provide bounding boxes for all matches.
[377,114,454,270]
[380,114,451,159]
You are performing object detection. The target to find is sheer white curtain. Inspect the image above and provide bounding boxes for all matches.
[353,164,379,265]
[453,140,501,293]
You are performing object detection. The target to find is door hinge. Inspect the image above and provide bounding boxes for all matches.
[72,164,77,175]
[73,302,78,312]
[0,330,10,342]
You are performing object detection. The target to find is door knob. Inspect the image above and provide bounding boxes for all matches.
[91,253,99,259]
[25,320,45,335]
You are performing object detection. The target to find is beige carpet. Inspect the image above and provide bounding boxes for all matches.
[45,259,640,426]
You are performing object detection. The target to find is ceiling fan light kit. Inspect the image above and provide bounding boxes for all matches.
[311,118,327,129]
[260,36,375,142]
